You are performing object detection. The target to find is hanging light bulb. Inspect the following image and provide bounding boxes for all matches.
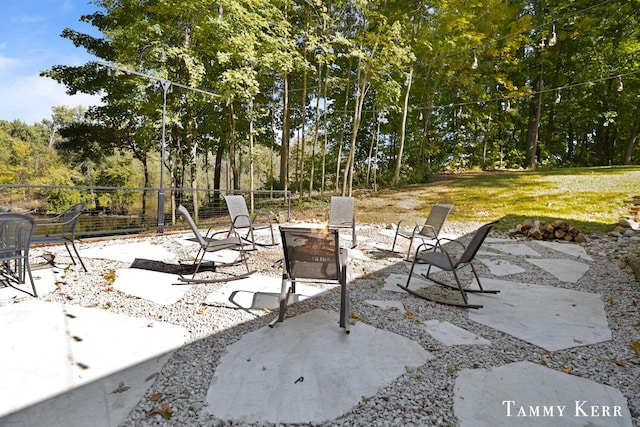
[554,89,561,104]
[419,111,423,121]
[617,76,624,92]
[548,24,557,47]
[471,49,478,69]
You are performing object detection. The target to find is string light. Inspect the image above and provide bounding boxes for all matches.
[617,76,624,92]
[471,49,478,70]
[554,89,561,104]
[548,24,557,47]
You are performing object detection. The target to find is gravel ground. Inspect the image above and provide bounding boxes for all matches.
[15,222,640,426]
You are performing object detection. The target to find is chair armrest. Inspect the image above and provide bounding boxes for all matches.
[414,241,458,269]
[254,212,273,225]
[232,214,253,227]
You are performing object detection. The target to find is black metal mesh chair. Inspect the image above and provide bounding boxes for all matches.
[32,202,87,272]
[0,213,37,296]
[270,226,350,333]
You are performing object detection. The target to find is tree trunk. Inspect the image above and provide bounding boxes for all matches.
[321,67,330,197]
[299,62,307,197]
[310,62,322,197]
[393,68,413,186]
[525,63,543,170]
[228,101,238,190]
[280,74,290,193]
[624,117,640,164]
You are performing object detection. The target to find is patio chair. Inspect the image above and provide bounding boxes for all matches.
[31,202,87,272]
[398,220,500,309]
[327,196,357,248]
[392,203,453,260]
[0,213,37,296]
[224,195,276,250]
[176,204,255,284]
[270,225,350,334]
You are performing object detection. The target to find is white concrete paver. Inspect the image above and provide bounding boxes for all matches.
[205,309,432,424]
[423,319,490,346]
[468,278,611,351]
[0,300,188,425]
[454,361,632,427]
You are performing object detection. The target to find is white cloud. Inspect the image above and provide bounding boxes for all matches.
[0,73,101,124]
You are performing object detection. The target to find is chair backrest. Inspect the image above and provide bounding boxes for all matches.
[459,220,499,264]
[280,226,341,281]
[225,195,252,229]
[60,202,87,237]
[0,213,35,255]
[177,204,206,248]
[419,203,453,238]
[329,196,355,227]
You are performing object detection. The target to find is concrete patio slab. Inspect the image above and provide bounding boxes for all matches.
[424,319,491,346]
[484,242,543,257]
[0,300,188,421]
[204,273,327,310]
[531,240,594,261]
[0,267,57,301]
[526,258,590,283]
[80,242,176,263]
[478,258,526,276]
[205,309,433,424]
[468,278,611,351]
[114,268,190,305]
[454,361,632,427]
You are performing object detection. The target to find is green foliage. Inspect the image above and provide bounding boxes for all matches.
[7,0,636,200]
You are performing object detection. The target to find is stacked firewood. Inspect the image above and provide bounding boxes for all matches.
[509,219,586,243]
[626,195,640,221]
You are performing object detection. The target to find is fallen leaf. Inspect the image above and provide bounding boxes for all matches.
[573,338,584,344]
[112,382,130,393]
[630,341,640,356]
[197,306,208,315]
[612,359,626,367]
[349,311,359,319]
[149,393,162,402]
[562,367,570,374]
[147,403,173,419]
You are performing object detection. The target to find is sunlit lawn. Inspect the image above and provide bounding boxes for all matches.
[355,165,640,233]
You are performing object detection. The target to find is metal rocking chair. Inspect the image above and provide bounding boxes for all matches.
[398,220,500,309]
[224,195,276,250]
[176,204,255,284]
[328,196,357,248]
[270,226,350,334]
[392,203,453,260]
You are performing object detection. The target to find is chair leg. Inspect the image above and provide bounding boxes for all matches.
[63,242,77,267]
[69,242,87,272]
[26,263,37,297]
[270,274,292,327]
[339,265,349,334]
[391,230,399,253]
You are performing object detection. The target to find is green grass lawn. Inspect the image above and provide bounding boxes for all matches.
[355,165,640,233]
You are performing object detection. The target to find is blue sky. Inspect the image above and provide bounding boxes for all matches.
[0,0,102,124]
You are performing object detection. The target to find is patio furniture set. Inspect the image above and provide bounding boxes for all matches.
[1,196,499,332]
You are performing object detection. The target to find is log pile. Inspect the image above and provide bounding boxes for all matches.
[625,195,640,221]
[509,219,586,243]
